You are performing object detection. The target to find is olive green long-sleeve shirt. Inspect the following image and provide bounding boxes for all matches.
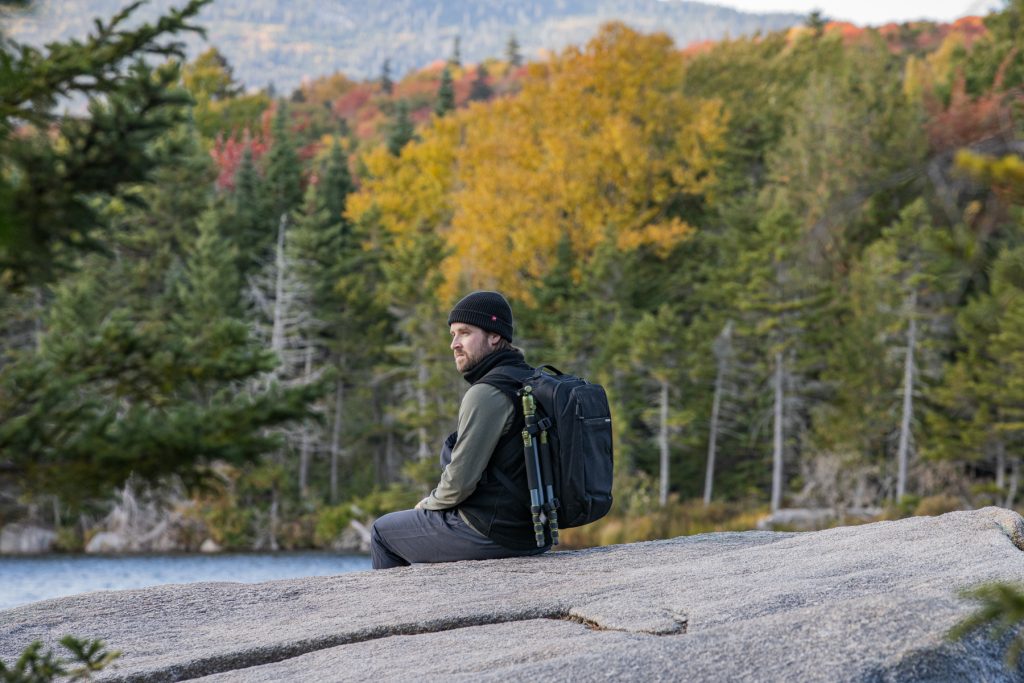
[419,383,516,510]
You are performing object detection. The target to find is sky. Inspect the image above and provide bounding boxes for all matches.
[705,0,1004,25]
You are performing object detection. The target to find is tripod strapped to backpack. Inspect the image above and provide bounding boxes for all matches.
[520,385,560,547]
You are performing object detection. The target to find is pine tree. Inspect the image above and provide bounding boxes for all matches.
[386,100,417,156]
[223,145,267,275]
[0,204,320,509]
[469,63,493,102]
[631,305,692,506]
[176,209,242,328]
[450,36,462,68]
[380,59,394,95]
[291,141,388,501]
[435,67,456,117]
[930,245,1024,506]
[506,34,522,69]
[704,320,735,505]
[0,0,211,288]
[806,10,828,36]
[730,194,835,513]
[264,101,304,230]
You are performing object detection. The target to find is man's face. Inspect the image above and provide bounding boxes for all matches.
[450,323,500,373]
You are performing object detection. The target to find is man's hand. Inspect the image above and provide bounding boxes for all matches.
[414,498,430,510]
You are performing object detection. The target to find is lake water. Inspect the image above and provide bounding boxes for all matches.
[0,552,372,611]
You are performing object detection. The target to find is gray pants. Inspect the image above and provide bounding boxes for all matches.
[370,508,548,569]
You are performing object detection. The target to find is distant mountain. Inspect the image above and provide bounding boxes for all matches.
[3,0,805,94]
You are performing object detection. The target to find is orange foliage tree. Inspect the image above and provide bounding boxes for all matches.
[348,22,727,305]
[442,22,727,302]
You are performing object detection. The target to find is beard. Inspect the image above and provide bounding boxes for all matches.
[456,351,481,374]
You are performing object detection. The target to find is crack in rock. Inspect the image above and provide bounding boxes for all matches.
[560,613,688,635]
[568,599,689,636]
[113,603,686,682]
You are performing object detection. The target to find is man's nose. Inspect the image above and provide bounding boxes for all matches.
[450,337,459,350]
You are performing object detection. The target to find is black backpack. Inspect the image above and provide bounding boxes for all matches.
[493,364,614,529]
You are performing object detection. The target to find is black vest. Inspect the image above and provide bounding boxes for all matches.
[441,353,545,550]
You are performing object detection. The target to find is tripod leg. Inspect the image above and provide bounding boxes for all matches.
[538,431,559,546]
[522,429,545,548]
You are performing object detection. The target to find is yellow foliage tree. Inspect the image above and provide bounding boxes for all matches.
[347,116,459,258]
[348,23,727,305]
[442,22,727,301]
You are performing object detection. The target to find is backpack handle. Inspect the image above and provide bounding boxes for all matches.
[538,364,564,376]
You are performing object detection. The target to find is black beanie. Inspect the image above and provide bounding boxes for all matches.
[447,291,514,341]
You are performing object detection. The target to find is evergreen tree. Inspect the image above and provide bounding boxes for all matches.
[0,0,211,288]
[806,10,828,36]
[435,67,456,117]
[223,145,267,275]
[176,209,242,327]
[380,59,394,95]
[469,63,493,102]
[506,34,523,69]
[180,48,268,138]
[726,193,835,512]
[929,245,1024,506]
[631,305,692,506]
[450,36,462,68]
[386,100,417,156]
[291,141,389,501]
[264,101,304,229]
[0,208,320,509]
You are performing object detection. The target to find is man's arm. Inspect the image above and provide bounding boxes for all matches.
[419,383,514,510]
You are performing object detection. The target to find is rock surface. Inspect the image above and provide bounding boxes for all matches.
[0,523,56,554]
[84,531,128,554]
[3,508,1024,682]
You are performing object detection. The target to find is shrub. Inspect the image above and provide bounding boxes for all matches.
[0,636,120,682]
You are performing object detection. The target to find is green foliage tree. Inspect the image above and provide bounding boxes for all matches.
[181,48,269,138]
[506,34,522,69]
[0,0,210,288]
[631,305,693,506]
[291,142,390,500]
[264,101,304,228]
[449,35,461,68]
[379,58,394,95]
[386,100,416,156]
[435,66,455,117]
[469,63,493,102]
[806,10,827,36]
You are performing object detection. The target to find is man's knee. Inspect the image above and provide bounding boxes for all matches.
[370,511,411,570]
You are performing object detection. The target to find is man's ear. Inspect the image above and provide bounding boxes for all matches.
[487,332,502,348]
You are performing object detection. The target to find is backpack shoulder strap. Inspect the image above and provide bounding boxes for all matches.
[476,363,534,401]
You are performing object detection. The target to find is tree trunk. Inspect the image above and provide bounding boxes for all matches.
[385,425,396,485]
[298,345,314,500]
[34,287,45,352]
[771,351,784,513]
[270,215,288,361]
[416,348,430,460]
[996,439,1006,491]
[896,289,917,501]
[268,488,280,551]
[1006,457,1020,509]
[704,322,731,506]
[658,379,670,507]
[329,377,343,503]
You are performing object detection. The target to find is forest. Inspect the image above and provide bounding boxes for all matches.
[2,0,1023,552]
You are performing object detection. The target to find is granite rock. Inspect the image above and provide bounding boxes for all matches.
[2,508,1024,682]
[0,523,56,554]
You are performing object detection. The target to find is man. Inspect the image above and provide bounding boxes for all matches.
[370,291,550,569]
